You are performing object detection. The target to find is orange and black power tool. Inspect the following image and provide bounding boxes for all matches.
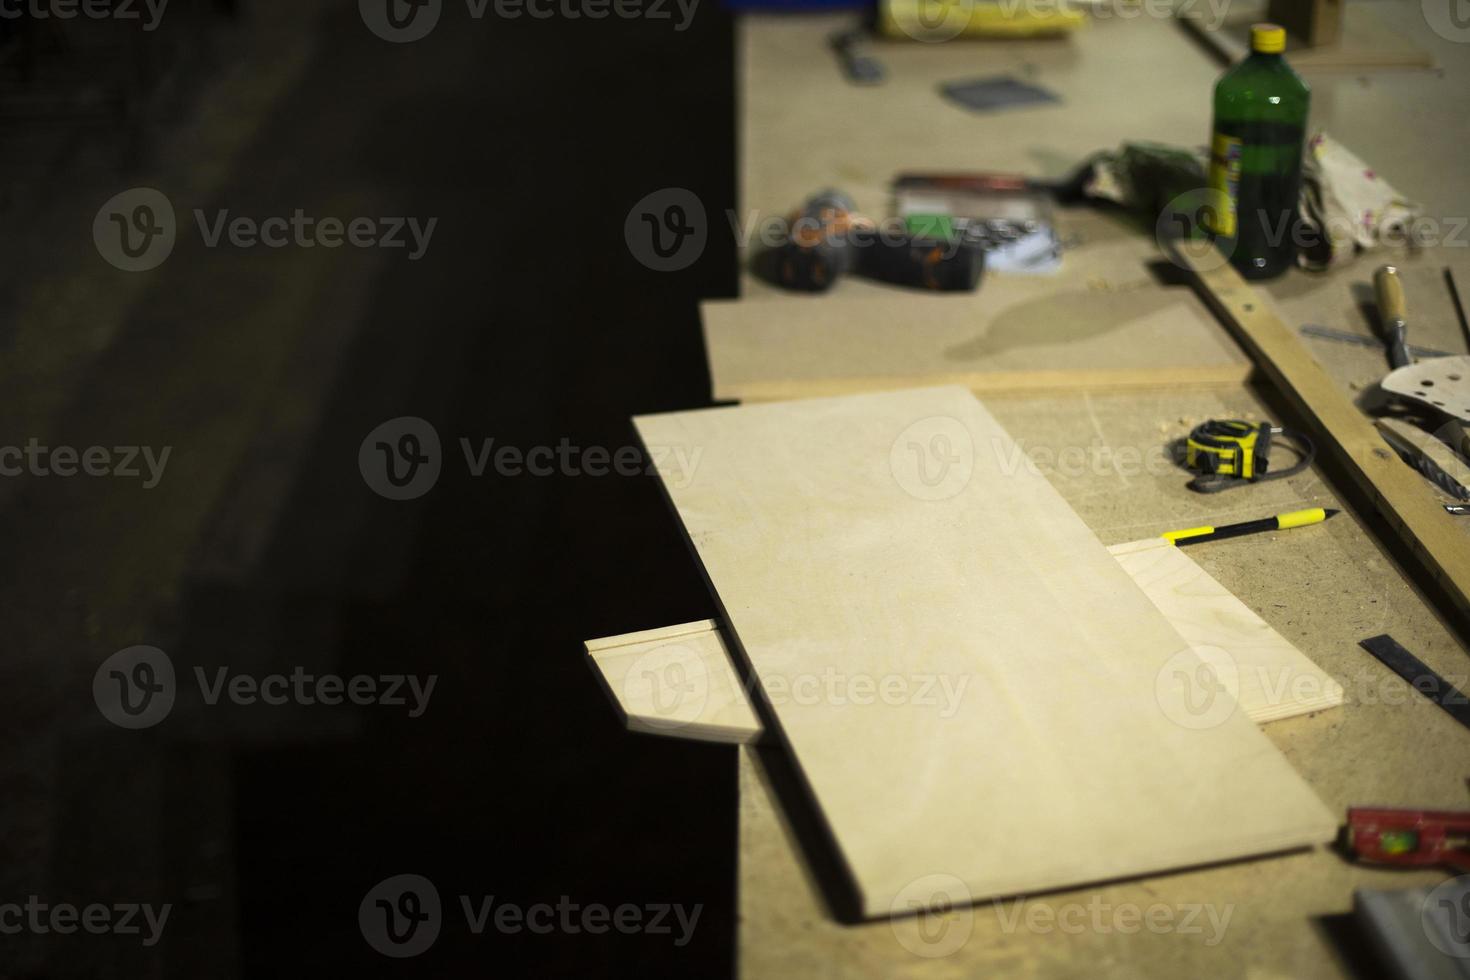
[768,190,985,293]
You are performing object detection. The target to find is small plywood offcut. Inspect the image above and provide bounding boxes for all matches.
[633,386,1336,917]
[587,620,758,744]
[1108,537,1345,722]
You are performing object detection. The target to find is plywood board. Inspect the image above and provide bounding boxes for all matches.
[589,540,1343,742]
[634,386,1336,917]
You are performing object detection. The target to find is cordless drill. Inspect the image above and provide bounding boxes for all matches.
[766,190,985,293]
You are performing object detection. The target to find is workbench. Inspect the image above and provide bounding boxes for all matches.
[723,6,1470,976]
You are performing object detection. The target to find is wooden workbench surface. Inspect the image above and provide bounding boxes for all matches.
[732,6,1470,977]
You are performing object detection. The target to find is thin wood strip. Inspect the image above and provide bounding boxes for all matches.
[715,364,1254,404]
[583,619,721,653]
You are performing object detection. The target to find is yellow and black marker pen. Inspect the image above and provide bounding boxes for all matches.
[1162,507,1338,547]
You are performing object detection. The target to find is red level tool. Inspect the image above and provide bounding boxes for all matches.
[1347,807,1470,872]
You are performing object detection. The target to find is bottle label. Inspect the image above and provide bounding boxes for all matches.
[1205,132,1242,238]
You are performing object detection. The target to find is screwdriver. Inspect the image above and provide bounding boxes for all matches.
[1374,265,1411,369]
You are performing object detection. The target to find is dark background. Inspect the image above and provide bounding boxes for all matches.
[0,1,739,976]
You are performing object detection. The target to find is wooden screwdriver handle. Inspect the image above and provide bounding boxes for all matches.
[1375,265,1410,368]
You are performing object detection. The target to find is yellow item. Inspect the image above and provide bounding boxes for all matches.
[1251,22,1286,53]
[1185,419,1268,481]
[1205,134,1241,238]
[880,0,1086,41]
[1277,507,1328,530]
[1160,508,1332,545]
[1161,524,1214,544]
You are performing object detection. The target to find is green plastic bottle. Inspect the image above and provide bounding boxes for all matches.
[1204,23,1310,279]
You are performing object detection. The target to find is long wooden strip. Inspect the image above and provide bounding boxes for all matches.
[1175,248,1470,622]
[634,386,1336,917]
[703,289,1252,404]
[589,539,1344,741]
[717,364,1253,404]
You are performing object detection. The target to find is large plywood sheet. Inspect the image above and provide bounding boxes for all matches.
[633,386,1336,917]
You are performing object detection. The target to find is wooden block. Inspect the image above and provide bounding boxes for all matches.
[1175,247,1470,624]
[1180,1,1431,71]
[1269,0,1342,48]
[589,539,1344,742]
[634,386,1336,917]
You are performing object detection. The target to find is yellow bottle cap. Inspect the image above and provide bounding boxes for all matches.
[1251,22,1286,53]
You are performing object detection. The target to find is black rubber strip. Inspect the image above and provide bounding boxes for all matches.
[1359,634,1470,732]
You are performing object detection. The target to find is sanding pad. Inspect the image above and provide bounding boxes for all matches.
[1381,354,1470,422]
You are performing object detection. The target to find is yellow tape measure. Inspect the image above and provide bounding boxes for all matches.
[1184,420,1315,493]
